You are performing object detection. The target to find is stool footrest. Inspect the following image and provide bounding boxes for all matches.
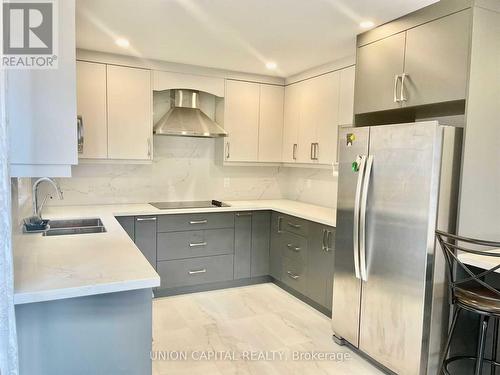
[444,355,500,375]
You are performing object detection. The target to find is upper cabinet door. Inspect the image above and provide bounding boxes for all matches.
[258,85,284,163]
[297,78,318,163]
[403,9,471,107]
[316,71,340,165]
[107,66,152,160]
[338,66,356,126]
[224,80,260,162]
[282,83,301,163]
[76,61,107,159]
[354,32,406,114]
[8,0,76,177]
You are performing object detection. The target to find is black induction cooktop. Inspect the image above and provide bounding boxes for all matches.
[149,200,230,210]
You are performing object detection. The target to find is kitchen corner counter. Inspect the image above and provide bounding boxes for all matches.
[13,199,334,305]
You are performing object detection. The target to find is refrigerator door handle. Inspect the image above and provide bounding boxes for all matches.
[359,155,374,282]
[353,155,367,280]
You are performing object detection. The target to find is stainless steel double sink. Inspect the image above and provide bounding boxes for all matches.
[43,218,106,237]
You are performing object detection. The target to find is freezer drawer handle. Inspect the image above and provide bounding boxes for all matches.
[287,271,300,280]
[189,269,207,275]
[189,220,208,225]
[287,222,301,229]
[359,155,374,282]
[353,155,367,280]
[287,244,301,252]
[189,242,207,247]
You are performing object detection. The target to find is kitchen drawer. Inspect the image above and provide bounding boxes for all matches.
[281,256,307,295]
[281,231,308,264]
[157,228,234,261]
[279,214,309,237]
[157,213,234,233]
[157,254,234,289]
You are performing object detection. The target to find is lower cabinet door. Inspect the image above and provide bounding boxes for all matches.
[306,224,335,309]
[234,213,252,279]
[157,254,234,289]
[134,216,157,269]
[281,256,307,295]
[251,211,271,277]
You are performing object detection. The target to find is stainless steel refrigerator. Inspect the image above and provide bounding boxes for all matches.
[332,121,462,375]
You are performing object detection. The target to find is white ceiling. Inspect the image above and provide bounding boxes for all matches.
[76,0,438,77]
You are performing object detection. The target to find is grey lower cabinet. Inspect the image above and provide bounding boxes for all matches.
[270,213,335,312]
[116,216,135,241]
[234,211,271,279]
[115,210,334,314]
[134,216,157,269]
[307,223,335,310]
[116,215,156,269]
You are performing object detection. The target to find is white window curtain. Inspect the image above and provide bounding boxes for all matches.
[0,24,20,375]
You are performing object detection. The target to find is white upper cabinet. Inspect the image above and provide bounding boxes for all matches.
[315,71,340,165]
[76,61,107,159]
[8,0,76,177]
[107,65,153,160]
[258,85,284,163]
[282,83,301,163]
[338,66,355,126]
[223,80,261,162]
[283,68,350,166]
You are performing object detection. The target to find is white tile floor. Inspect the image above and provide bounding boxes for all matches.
[152,283,383,375]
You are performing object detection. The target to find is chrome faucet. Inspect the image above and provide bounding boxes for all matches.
[32,177,64,220]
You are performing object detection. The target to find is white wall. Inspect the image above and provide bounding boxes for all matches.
[36,137,337,208]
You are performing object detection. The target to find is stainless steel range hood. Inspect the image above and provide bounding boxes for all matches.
[153,89,227,138]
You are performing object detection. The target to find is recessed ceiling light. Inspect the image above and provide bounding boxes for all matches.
[266,62,277,70]
[360,21,375,29]
[115,38,130,48]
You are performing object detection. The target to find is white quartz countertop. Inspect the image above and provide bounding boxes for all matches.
[458,249,500,272]
[14,199,335,305]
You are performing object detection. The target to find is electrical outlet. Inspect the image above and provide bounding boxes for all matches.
[306,179,312,188]
[224,178,230,188]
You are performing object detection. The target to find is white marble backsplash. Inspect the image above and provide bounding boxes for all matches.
[33,137,337,208]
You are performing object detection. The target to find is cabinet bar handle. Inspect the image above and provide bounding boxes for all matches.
[147,138,152,158]
[189,220,207,225]
[400,73,408,102]
[287,222,301,229]
[277,216,283,233]
[225,142,230,159]
[311,143,319,160]
[236,212,253,217]
[287,244,301,252]
[327,230,333,252]
[189,242,207,247]
[393,74,401,103]
[322,229,328,251]
[287,271,300,280]
[136,217,156,221]
[188,269,207,275]
[77,116,84,154]
[292,144,297,160]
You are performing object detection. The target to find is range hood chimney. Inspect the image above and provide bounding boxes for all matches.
[153,89,227,138]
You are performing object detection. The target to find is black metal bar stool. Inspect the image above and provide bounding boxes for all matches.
[436,230,500,375]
